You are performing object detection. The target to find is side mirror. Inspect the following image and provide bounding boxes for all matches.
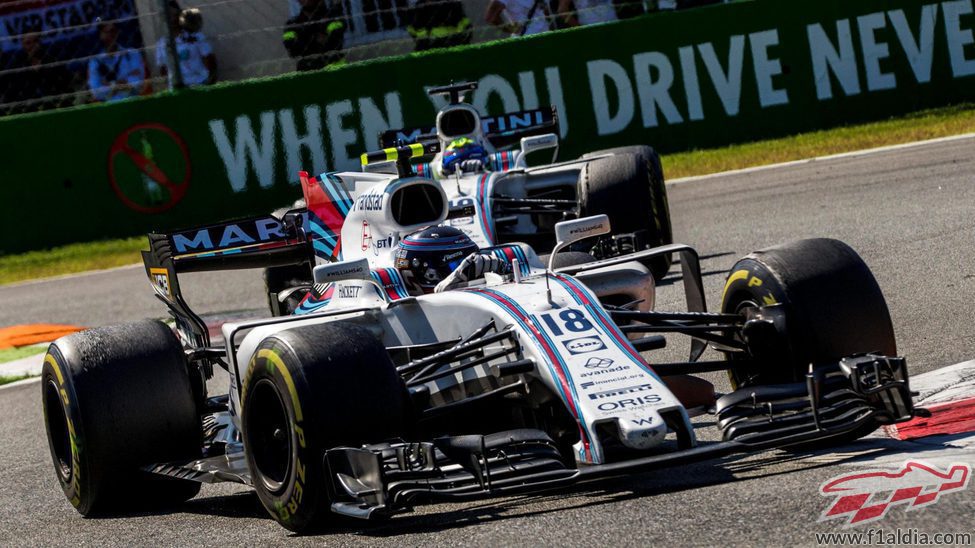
[548,215,610,272]
[313,258,371,284]
[519,133,559,166]
[313,258,391,303]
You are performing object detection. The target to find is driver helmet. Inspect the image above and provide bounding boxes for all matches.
[394,226,478,294]
[441,137,488,174]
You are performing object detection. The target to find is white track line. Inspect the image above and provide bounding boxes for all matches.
[0,376,40,392]
[1,262,143,289]
[669,132,975,185]
[0,351,46,378]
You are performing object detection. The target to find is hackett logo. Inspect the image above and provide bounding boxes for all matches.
[818,461,970,527]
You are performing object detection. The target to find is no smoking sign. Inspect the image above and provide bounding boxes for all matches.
[108,123,191,214]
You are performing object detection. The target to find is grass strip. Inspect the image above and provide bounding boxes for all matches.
[0,374,32,386]
[0,345,46,364]
[663,104,975,179]
[0,236,146,286]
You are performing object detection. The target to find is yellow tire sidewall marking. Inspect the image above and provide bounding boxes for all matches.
[722,268,779,307]
[243,346,308,525]
[721,269,751,304]
[45,352,82,508]
[256,348,304,423]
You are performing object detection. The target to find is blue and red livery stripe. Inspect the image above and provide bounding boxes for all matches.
[465,287,596,462]
[493,151,514,171]
[552,275,661,381]
[371,268,409,301]
[475,173,496,243]
[301,172,353,261]
[489,245,531,276]
[295,284,334,315]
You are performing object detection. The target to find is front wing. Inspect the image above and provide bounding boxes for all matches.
[324,354,915,519]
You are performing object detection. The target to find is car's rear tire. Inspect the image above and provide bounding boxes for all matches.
[579,146,672,280]
[241,322,411,533]
[720,238,895,388]
[41,320,202,516]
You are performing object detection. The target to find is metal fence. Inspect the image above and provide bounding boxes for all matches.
[0,0,731,117]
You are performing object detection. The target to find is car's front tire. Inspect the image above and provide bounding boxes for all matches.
[241,322,411,532]
[720,238,895,388]
[718,238,896,446]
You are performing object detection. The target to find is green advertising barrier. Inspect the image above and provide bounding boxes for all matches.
[1,0,974,253]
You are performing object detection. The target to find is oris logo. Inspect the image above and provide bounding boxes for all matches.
[596,394,663,411]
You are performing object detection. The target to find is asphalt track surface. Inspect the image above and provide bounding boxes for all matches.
[2,136,975,546]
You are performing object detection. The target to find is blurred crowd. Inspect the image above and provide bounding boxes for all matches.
[0,0,216,115]
[0,0,731,115]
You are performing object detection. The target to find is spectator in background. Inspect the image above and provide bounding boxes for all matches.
[87,19,148,102]
[283,0,347,71]
[557,0,616,27]
[485,0,553,37]
[0,32,76,114]
[156,4,218,88]
[406,0,472,52]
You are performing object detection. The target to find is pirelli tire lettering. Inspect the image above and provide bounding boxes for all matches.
[241,344,316,529]
[240,323,411,531]
[720,265,780,312]
[40,321,202,516]
[41,350,85,510]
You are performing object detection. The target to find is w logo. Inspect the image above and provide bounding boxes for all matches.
[819,461,970,526]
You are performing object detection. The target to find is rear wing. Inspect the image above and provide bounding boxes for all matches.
[141,171,355,345]
[142,213,312,345]
[379,107,560,149]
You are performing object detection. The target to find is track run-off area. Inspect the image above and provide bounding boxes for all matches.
[1,135,974,546]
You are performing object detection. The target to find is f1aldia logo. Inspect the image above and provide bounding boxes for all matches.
[818,461,970,527]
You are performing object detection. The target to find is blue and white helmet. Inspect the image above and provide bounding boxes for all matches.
[394,226,478,294]
[441,137,488,173]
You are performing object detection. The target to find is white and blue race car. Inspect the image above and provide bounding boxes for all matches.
[41,123,916,533]
[263,81,672,315]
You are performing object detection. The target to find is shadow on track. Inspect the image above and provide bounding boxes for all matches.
[313,437,957,538]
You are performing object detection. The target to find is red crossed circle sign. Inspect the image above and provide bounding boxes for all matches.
[108,122,191,214]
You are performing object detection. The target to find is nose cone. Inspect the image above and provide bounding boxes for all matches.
[615,411,670,450]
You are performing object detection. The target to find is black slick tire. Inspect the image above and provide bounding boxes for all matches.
[579,146,672,280]
[720,238,895,388]
[41,320,202,516]
[241,322,410,533]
